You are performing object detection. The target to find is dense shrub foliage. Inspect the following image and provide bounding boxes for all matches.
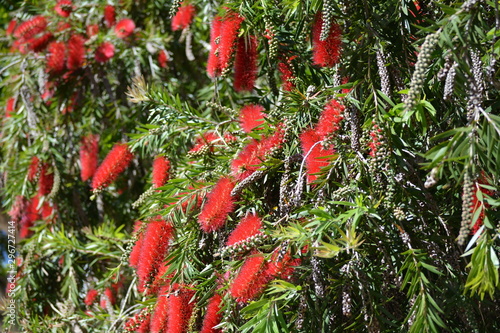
[0,0,499,332]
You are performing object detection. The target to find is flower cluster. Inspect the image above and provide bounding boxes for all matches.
[312,11,342,67]
[300,99,344,182]
[239,104,266,133]
[152,156,171,188]
[171,3,196,31]
[91,143,134,191]
[198,177,236,232]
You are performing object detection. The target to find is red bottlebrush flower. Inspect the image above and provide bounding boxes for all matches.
[239,104,266,133]
[233,35,258,92]
[100,287,115,308]
[27,156,40,182]
[129,221,144,267]
[84,289,99,306]
[19,195,43,239]
[152,156,171,188]
[207,16,223,78]
[150,285,170,333]
[229,253,269,302]
[6,97,15,118]
[188,132,236,155]
[86,24,99,37]
[136,219,174,293]
[470,175,494,234]
[300,128,334,183]
[341,76,352,94]
[166,285,196,333]
[104,5,116,27]
[198,177,236,232]
[158,50,168,68]
[124,307,152,333]
[311,12,342,67]
[149,262,174,295]
[57,22,71,32]
[278,57,296,91]
[226,213,263,246]
[46,41,66,74]
[368,123,383,157]
[94,42,115,63]
[218,12,244,73]
[6,20,17,36]
[27,32,53,52]
[67,34,85,70]
[55,0,73,18]
[38,163,54,196]
[80,134,99,182]
[115,18,135,38]
[231,126,285,181]
[200,294,223,333]
[171,4,195,31]
[264,250,301,281]
[14,16,47,40]
[316,99,344,137]
[91,143,133,191]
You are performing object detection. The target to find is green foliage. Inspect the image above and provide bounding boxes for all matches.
[0,0,499,332]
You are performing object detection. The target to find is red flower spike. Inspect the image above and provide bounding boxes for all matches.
[6,97,15,118]
[218,12,244,73]
[115,19,135,38]
[38,163,54,196]
[84,289,98,306]
[158,50,168,68]
[46,41,66,74]
[14,16,47,40]
[152,156,171,188]
[67,34,85,70]
[233,35,258,92]
[316,99,344,137]
[198,177,236,232]
[226,213,263,246]
[55,1,73,18]
[207,16,223,78]
[150,285,170,333]
[19,196,41,239]
[239,104,266,133]
[300,128,335,183]
[166,285,196,333]
[124,308,151,332]
[91,143,133,191]
[171,4,195,31]
[231,125,285,181]
[80,134,99,182]
[136,219,174,293]
[470,175,494,234]
[200,294,223,333]
[6,20,17,36]
[27,32,53,53]
[100,287,115,308]
[86,24,99,37]
[149,262,173,296]
[28,156,40,182]
[264,250,301,281]
[94,42,115,63]
[104,5,116,27]
[229,254,269,302]
[312,12,342,67]
[129,221,144,267]
[278,59,295,92]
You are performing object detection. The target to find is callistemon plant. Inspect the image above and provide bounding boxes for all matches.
[1,1,499,333]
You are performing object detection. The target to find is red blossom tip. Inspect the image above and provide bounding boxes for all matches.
[55,0,73,18]
[239,104,266,133]
[80,134,99,182]
[104,5,116,27]
[200,294,223,333]
[94,42,115,63]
